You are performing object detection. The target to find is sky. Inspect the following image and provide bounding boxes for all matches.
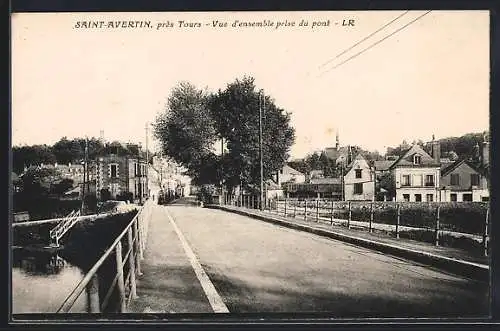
[11,10,490,159]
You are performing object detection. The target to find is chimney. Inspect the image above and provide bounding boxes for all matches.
[431,135,440,164]
[481,132,489,166]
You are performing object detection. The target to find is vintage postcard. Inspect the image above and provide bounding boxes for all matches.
[10,10,490,320]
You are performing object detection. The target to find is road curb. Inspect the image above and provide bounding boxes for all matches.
[208,205,489,282]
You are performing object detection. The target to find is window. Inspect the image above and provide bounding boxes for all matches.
[426,194,434,202]
[450,174,460,186]
[110,164,118,178]
[482,197,489,202]
[463,193,473,202]
[413,155,421,165]
[425,175,434,187]
[450,194,457,202]
[403,194,410,202]
[134,163,138,176]
[413,174,423,187]
[355,169,362,178]
[354,183,363,194]
[415,194,422,202]
[402,175,410,187]
[471,174,480,186]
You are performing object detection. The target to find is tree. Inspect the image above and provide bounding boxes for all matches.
[208,76,295,194]
[12,145,57,174]
[153,82,218,186]
[153,77,295,197]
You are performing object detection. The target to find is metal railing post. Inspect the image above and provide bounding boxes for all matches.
[484,204,489,256]
[85,274,100,313]
[316,198,319,222]
[304,199,307,221]
[115,241,126,312]
[134,220,142,275]
[396,203,401,239]
[127,227,138,299]
[435,205,440,246]
[330,199,334,226]
[284,196,287,217]
[347,201,351,228]
[369,202,374,233]
[293,199,297,218]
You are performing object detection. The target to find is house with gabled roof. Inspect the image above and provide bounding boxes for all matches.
[439,159,489,202]
[344,153,375,201]
[388,137,441,202]
[439,133,490,202]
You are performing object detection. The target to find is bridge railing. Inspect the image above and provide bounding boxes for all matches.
[222,195,490,257]
[56,198,154,313]
[49,209,81,247]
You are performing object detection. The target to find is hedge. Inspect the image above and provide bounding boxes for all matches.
[282,199,488,235]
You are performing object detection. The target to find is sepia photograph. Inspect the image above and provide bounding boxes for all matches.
[10,10,490,320]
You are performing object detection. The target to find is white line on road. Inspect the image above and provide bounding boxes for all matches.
[163,208,230,313]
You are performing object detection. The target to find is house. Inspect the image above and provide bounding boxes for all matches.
[96,154,148,201]
[277,164,306,185]
[152,155,190,197]
[439,134,489,202]
[343,154,375,201]
[388,137,441,202]
[439,160,489,202]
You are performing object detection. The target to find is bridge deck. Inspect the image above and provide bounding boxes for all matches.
[129,198,489,317]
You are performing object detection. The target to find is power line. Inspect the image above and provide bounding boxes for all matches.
[319,10,432,77]
[319,10,409,69]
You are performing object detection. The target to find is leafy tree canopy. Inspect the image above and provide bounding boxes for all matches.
[153,77,295,195]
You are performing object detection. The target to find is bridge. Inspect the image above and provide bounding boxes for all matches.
[52,197,489,317]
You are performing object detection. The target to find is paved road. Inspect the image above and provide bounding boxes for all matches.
[139,199,489,317]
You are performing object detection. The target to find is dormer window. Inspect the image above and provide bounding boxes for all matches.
[413,155,422,165]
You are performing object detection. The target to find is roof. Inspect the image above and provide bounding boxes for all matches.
[441,159,488,178]
[324,146,349,161]
[345,153,370,173]
[389,144,440,170]
[374,160,395,171]
[282,164,304,176]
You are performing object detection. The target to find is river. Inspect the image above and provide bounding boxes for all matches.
[12,248,88,314]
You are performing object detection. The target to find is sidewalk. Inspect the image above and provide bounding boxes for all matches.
[127,204,213,313]
[210,204,489,282]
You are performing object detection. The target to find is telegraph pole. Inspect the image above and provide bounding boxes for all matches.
[259,90,264,210]
[221,137,224,204]
[81,137,88,214]
[145,123,149,200]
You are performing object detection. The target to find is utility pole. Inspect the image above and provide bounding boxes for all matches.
[145,123,149,200]
[221,137,224,204]
[81,137,88,214]
[259,90,265,210]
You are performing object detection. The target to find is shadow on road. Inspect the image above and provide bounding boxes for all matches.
[203,265,489,317]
